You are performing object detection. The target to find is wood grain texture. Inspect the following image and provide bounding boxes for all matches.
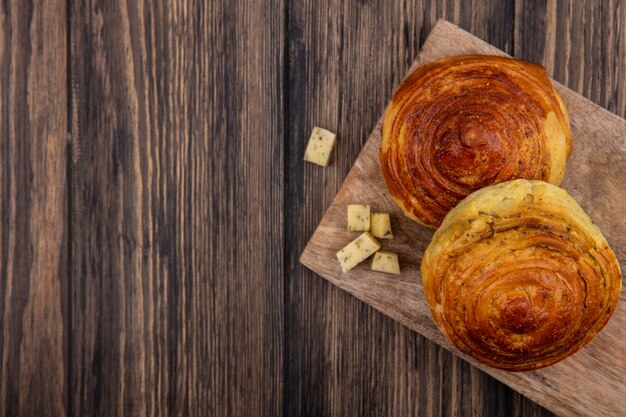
[515,0,626,119]
[70,0,283,416]
[0,0,621,416]
[286,2,552,417]
[0,1,68,416]
[301,20,626,417]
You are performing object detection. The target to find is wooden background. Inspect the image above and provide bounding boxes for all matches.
[0,0,624,416]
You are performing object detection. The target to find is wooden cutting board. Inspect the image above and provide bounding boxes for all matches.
[300,20,626,417]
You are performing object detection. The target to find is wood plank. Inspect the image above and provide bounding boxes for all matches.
[0,1,68,416]
[301,20,626,417]
[69,1,283,415]
[514,0,626,118]
[286,2,551,416]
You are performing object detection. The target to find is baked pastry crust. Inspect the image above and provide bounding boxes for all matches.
[421,180,622,371]
[381,55,572,227]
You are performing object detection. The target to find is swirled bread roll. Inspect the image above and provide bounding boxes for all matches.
[421,180,622,371]
[381,55,571,227]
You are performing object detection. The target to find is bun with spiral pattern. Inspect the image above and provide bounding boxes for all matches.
[381,55,571,227]
[421,180,622,371]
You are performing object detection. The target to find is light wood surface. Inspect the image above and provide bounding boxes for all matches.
[301,20,626,417]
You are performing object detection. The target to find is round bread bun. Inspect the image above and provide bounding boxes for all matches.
[421,179,622,371]
[381,55,572,228]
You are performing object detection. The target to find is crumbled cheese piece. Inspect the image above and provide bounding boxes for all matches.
[347,204,370,231]
[371,251,400,274]
[370,213,393,239]
[336,232,381,273]
[303,127,336,167]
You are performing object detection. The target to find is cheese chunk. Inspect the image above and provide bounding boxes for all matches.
[370,212,393,238]
[336,232,381,273]
[371,251,401,274]
[304,127,336,167]
[347,204,370,231]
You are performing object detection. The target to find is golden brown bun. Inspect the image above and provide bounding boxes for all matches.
[381,55,572,228]
[421,180,622,371]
